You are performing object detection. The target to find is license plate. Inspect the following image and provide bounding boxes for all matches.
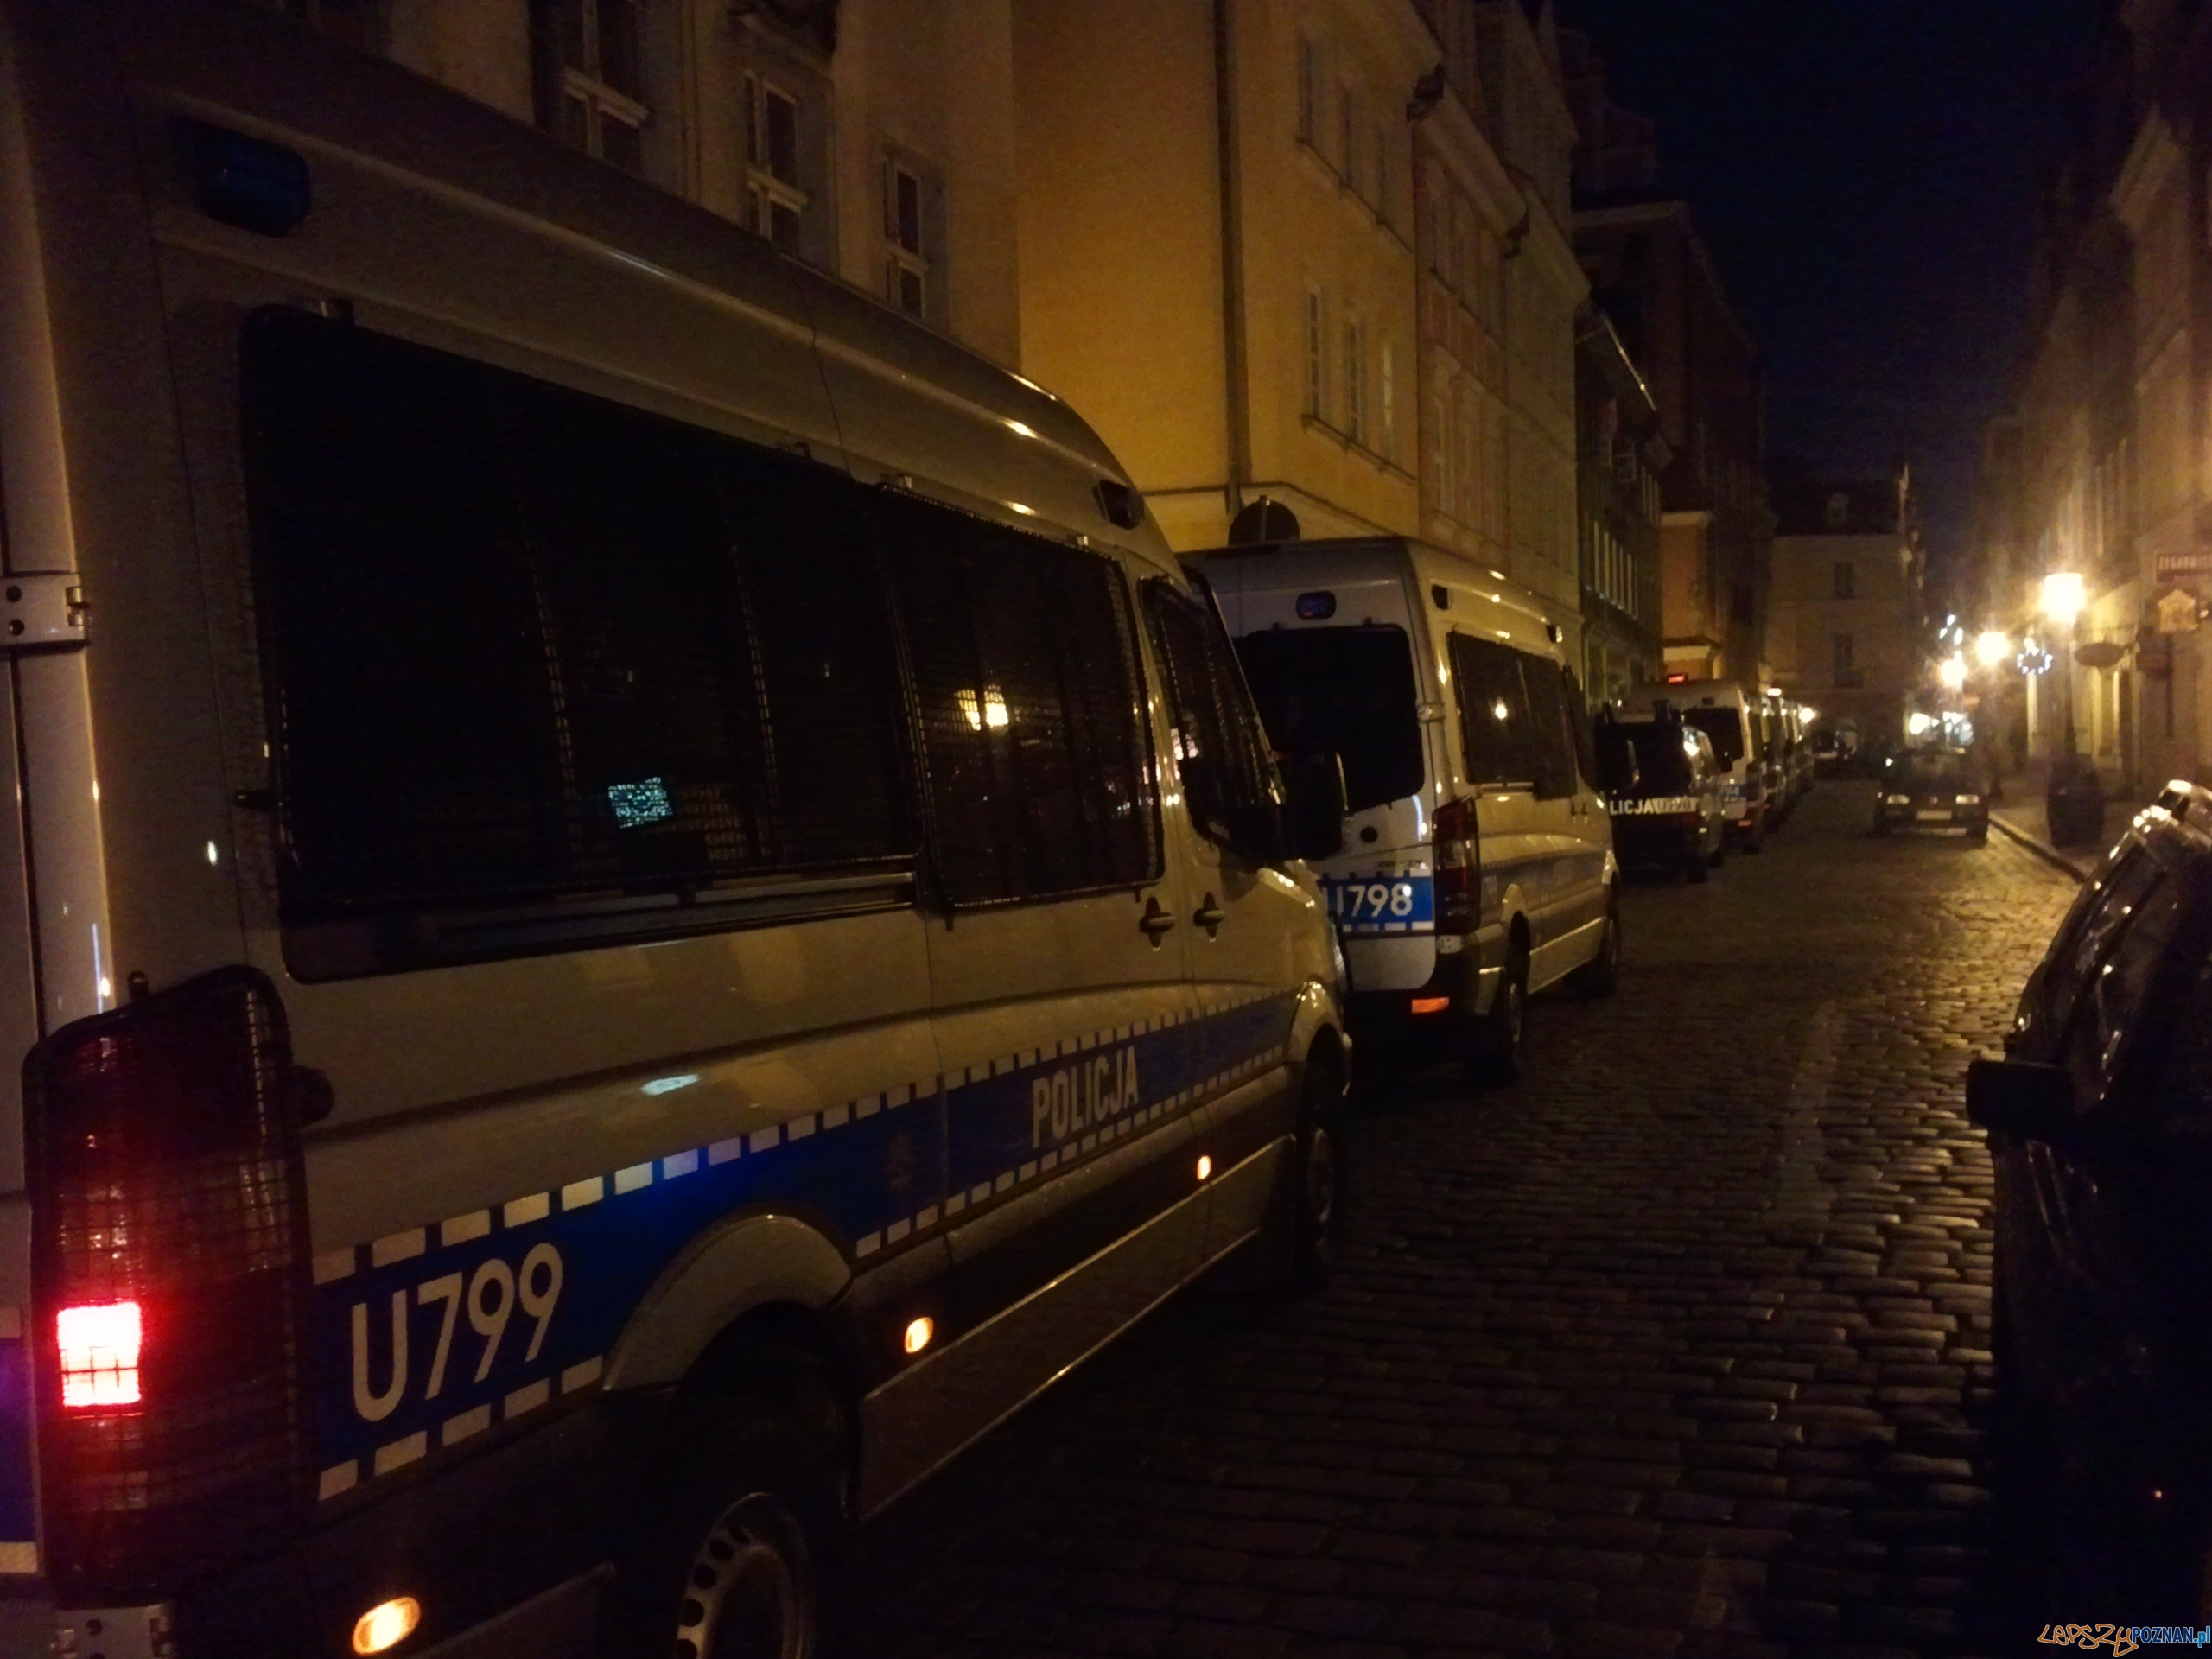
[1916,809,1951,822]
[1323,875,1434,935]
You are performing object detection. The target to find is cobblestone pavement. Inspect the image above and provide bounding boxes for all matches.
[850,781,2080,1659]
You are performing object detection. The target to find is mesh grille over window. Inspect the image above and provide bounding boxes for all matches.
[875,491,1160,906]
[1147,583,1284,842]
[241,308,913,925]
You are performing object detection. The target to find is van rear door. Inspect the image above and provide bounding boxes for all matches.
[1213,568,1440,995]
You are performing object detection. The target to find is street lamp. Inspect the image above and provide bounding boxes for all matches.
[1974,630,2011,671]
[1937,655,1967,692]
[2039,572,2087,755]
[2038,569,2103,849]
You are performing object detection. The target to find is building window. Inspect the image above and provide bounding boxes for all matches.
[1344,317,1364,444]
[1296,35,1317,145]
[884,157,936,320]
[1380,339,1395,461]
[1338,86,1357,182]
[1834,631,1858,684]
[1374,124,1390,220]
[1304,289,1326,418]
[544,0,647,173]
[741,72,811,248]
[1833,560,1855,599]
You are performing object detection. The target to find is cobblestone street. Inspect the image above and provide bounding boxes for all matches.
[852,780,2083,1659]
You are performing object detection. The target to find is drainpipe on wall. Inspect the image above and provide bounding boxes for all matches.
[1213,0,1251,520]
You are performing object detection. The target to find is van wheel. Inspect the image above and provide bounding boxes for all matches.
[605,1397,841,1659]
[1569,889,1622,995]
[1471,942,1528,1084]
[1684,852,1711,885]
[1741,814,1764,854]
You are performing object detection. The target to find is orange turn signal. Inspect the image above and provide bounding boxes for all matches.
[1409,996,1451,1015]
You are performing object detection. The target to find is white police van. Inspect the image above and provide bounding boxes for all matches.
[0,6,1351,1655]
[1619,679,1770,850]
[1191,539,1618,1079]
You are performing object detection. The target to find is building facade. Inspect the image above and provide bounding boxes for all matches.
[1972,1,2212,792]
[1765,471,1924,751]
[1014,0,1585,639]
[1013,0,1432,556]
[273,0,1026,366]
[1562,31,1768,690]
[1573,306,1666,701]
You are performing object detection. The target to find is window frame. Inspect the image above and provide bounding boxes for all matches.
[743,70,810,248]
[884,156,931,320]
[547,0,649,172]
[1142,579,1287,863]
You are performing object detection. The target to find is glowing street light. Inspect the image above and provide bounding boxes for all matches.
[1937,655,1967,692]
[1974,630,2011,670]
[2041,571,2087,626]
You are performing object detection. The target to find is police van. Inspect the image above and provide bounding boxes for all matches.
[1621,679,1770,851]
[0,6,1352,1656]
[1191,540,1618,1079]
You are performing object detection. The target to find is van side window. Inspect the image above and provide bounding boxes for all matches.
[1516,658,1579,801]
[1449,634,1537,790]
[1560,668,1600,787]
[875,493,1160,905]
[1143,582,1281,850]
[240,308,912,952]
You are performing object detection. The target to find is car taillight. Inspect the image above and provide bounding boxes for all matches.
[29,966,316,1602]
[1434,798,1479,933]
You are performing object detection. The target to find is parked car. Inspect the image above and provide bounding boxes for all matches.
[1968,784,2212,1607]
[1811,728,1853,779]
[1597,712,1728,882]
[1193,540,1620,1081]
[1619,680,1771,850]
[1872,749,1989,841]
[0,8,1354,1655]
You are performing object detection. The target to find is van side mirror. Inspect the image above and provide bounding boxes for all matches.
[1965,1058,2075,1140]
[1280,751,1346,860]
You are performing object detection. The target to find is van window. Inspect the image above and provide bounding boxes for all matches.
[1606,720,1697,793]
[241,308,913,944]
[875,492,1160,906]
[1518,657,1579,800]
[1234,626,1425,813]
[1446,634,1575,798]
[1682,706,1748,772]
[1144,583,1281,851]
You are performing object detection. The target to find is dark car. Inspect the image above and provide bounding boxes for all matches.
[1596,712,1728,882]
[1969,785,2212,1608]
[1872,747,1988,841]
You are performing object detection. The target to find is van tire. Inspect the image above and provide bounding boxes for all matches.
[1471,941,1529,1084]
[1741,813,1764,854]
[1569,888,1622,995]
[603,1395,843,1659]
[1684,852,1710,885]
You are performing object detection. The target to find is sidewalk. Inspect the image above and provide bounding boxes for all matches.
[1984,759,2153,882]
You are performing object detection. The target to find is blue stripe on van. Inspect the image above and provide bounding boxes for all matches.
[308,988,1300,1501]
[0,1329,31,1570]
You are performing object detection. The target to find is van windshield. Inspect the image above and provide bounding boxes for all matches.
[1235,626,1425,813]
[1682,707,1747,770]
[1608,721,1695,793]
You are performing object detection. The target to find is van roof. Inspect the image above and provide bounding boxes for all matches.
[1189,537,1564,639]
[112,0,1148,548]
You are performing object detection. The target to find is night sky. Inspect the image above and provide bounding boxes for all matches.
[1556,0,2106,581]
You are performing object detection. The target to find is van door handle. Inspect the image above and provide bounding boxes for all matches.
[1139,898,1177,942]
[1193,895,1225,935]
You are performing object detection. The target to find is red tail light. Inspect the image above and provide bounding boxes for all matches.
[1434,798,1479,933]
[57,1302,143,1408]
[29,967,316,1601]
